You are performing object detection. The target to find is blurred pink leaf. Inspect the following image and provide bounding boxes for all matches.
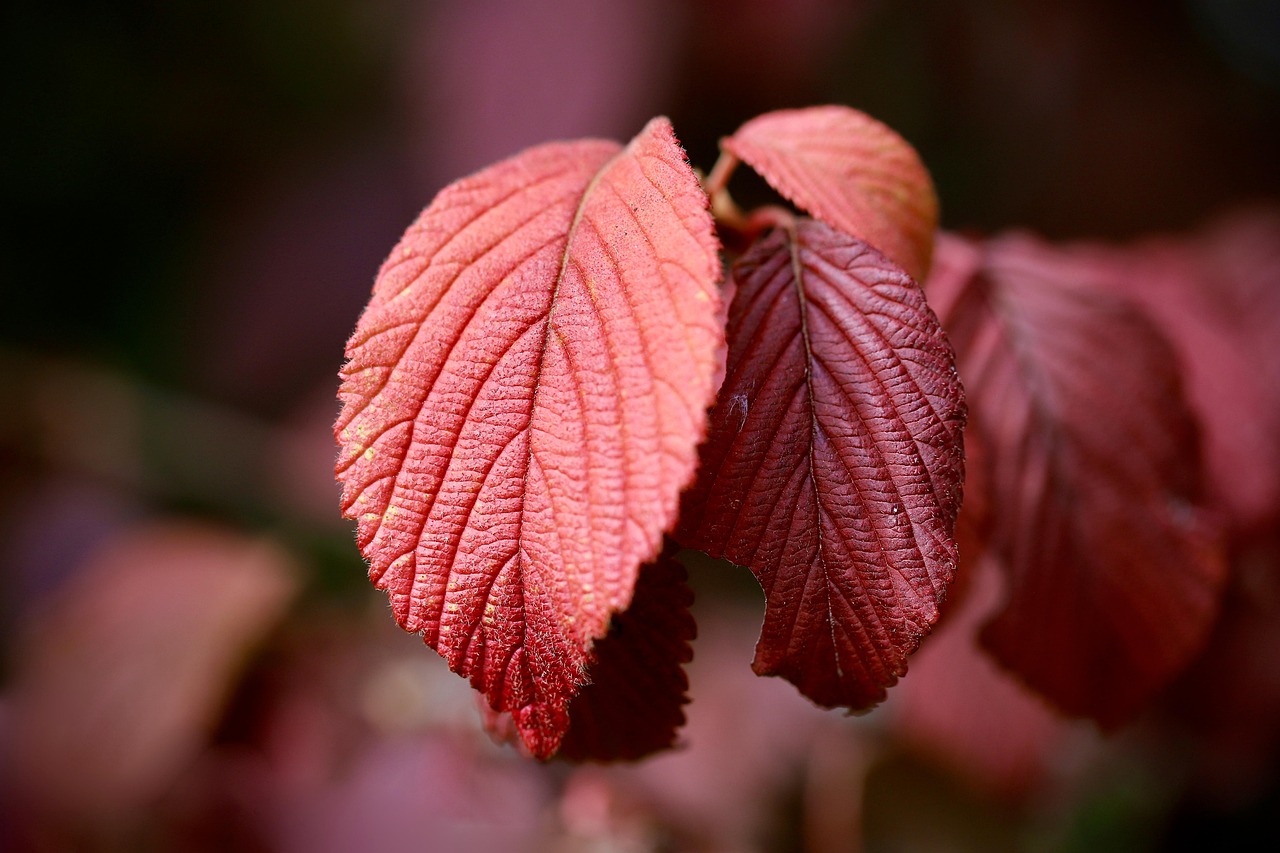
[8,521,298,821]
[1106,209,1280,534]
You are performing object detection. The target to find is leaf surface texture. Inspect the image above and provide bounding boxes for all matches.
[335,119,721,757]
[680,219,965,709]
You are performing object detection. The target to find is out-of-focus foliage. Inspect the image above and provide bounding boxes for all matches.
[3,0,1280,850]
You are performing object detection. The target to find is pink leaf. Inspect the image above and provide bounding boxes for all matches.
[335,118,722,758]
[1109,212,1280,534]
[722,106,939,281]
[927,232,1228,726]
[679,218,965,709]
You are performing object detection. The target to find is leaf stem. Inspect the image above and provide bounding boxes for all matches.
[701,149,739,200]
[746,205,797,234]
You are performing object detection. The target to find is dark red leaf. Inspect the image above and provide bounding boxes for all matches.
[722,106,938,281]
[679,218,966,710]
[484,548,696,762]
[1166,535,1280,799]
[334,118,722,758]
[927,233,1228,727]
[557,548,695,761]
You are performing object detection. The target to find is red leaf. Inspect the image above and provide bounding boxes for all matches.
[927,233,1228,726]
[722,106,938,281]
[334,118,722,758]
[679,218,966,710]
[484,548,696,762]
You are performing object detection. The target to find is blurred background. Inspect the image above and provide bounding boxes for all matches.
[2,0,1279,850]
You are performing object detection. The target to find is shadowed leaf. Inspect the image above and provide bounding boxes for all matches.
[484,549,696,762]
[680,218,965,709]
[557,548,696,761]
[335,118,721,758]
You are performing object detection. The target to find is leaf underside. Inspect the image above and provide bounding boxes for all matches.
[927,233,1227,726]
[723,106,939,282]
[335,118,721,758]
[679,218,965,710]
